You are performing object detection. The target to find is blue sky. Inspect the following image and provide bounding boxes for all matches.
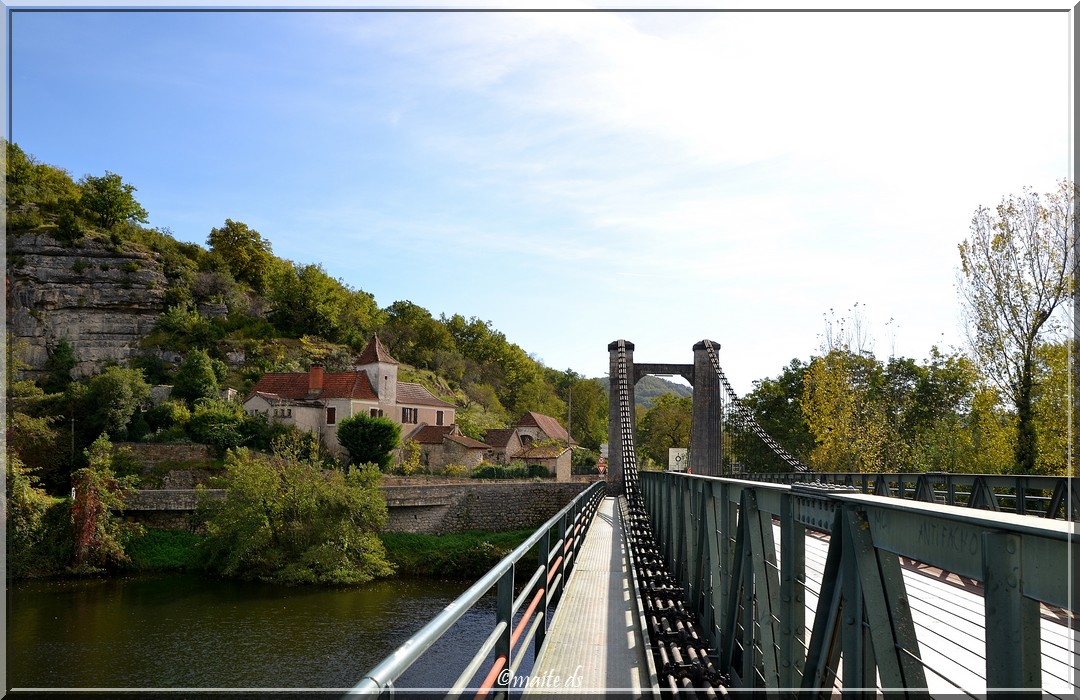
[6,3,1073,394]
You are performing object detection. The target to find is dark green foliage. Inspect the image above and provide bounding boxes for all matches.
[54,206,83,244]
[382,300,455,370]
[266,261,383,348]
[198,449,393,585]
[741,358,814,465]
[336,413,401,469]
[129,353,173,385]
[380,530,535,578]
[149,306,225,352]
[207,219,274,293]
[78,171,148,230]
[42,339,77,394]
[636,394,693,468]
[469,463,550,480]
[6,455,62,578]
[186,399,246,454]
[171,349,220,405]
[126,528,205,571]
[76,366,151,442]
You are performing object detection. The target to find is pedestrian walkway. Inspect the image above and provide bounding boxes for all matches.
[524,496,656,697]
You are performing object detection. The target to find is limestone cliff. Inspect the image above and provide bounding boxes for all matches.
[7,233,167,379]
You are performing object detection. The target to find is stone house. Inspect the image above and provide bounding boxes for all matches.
[405,425,491,470]
[244,335,456,457]
[482,411,575,479]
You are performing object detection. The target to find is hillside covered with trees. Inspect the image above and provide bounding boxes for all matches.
[5,141,613,496]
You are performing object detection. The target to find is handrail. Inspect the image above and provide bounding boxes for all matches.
[737,470,1078,520]
[348,479,606,697]
[639,471,1076,694]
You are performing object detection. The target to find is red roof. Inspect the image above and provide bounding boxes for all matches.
[482,429,516,448]
[446,433,491,450]
[409,425,455,444]
[246,370,377,402]
[517,411,573,444]
[407,425,490,449]
[356,334,398,366]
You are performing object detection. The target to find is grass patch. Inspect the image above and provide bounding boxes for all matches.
[126,528,205,572]
[380,529,537,579]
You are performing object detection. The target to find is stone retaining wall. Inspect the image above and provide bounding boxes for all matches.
[121,481,606,535]
[115,443,212,468]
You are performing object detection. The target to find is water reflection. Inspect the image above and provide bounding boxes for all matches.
[9,573,494,690]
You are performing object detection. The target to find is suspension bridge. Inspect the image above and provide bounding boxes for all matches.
[351,339,1077,698]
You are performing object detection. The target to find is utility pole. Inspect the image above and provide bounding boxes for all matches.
[567,385,572,450]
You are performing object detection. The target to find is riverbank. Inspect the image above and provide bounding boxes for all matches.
[115,527,537,581]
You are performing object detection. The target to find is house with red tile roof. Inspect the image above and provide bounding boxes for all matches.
[244,335,455,457]
[481,411,575,479]
[405,424,491,470]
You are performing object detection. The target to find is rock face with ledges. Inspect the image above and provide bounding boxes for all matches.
[7,233,167,379]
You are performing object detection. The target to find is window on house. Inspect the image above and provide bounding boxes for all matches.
[370,408,379,418]
[286,408,292,418]
[520,434,533,446]
[326,407,337,425]
[402,407,418,424]
[436,411,444,426]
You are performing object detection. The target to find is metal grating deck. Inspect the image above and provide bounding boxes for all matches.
[524,496,653,697]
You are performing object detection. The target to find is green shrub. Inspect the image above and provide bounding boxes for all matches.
[439,464,469,478]
[468,462,551,480]
[145,400,191,432]
[380,529,535,578]
[127,528,205,571]
[198,449,392,585]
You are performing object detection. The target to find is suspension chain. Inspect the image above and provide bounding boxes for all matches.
[701,339,808,473]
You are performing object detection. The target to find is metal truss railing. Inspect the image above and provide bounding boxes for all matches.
[739,471,1079,521]
[348,479,605,697]
[640,471,1076,696]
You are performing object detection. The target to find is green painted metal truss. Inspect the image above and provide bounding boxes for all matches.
[640,471,1076,696]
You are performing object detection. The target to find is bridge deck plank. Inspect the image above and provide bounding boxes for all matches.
[524,496,652,697]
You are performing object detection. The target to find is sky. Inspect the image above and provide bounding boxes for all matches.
[5,2,1074,395]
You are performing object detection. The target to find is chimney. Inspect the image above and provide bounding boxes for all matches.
[308,364,324,396]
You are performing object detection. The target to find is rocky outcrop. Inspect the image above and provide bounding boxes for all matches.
[7,233,167,379]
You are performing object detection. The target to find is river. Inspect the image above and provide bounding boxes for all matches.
[9,572,506,692]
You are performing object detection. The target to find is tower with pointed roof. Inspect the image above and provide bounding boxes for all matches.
[356,334,398,410]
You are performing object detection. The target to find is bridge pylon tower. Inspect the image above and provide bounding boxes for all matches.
[607,339,726,493]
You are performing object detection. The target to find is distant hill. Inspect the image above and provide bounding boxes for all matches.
[598,374,692,409]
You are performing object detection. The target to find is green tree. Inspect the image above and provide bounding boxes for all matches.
[6,454,61,577]
[336,413,401,470]
[171,349,220,406]
[957,181,1076,473]
[78,171,149,230]
[567,377,608,452]
[77,366,151,442]
[381,300,456,370]
[266,262,382,347]
[801,350,894,472]
[198,449,393,584]
[742,358,814,463]
[207,219,275,293]
[636,394,693,467]
[5,140,81,229]
[1031,342,1069,474]
[42,339,78,394]
[186,398,246,454]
